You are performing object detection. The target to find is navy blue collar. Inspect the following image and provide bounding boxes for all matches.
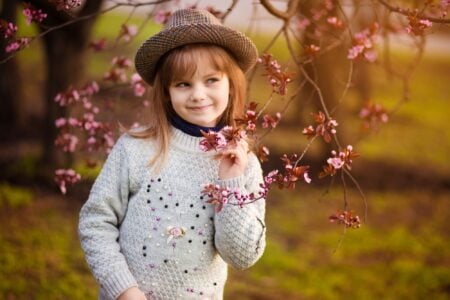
[169,113,225,137]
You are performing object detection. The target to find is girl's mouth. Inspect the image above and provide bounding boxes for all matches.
[188,105,212,111]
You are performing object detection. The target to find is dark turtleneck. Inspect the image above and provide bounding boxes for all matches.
[169,113,225,137]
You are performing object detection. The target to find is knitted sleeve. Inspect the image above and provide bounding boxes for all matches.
[78,135,138,299]
[213,153,266,270]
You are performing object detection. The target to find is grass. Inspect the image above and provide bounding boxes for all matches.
[1,186,448,299]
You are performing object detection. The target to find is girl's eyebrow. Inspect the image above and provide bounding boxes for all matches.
[203,72,222,78]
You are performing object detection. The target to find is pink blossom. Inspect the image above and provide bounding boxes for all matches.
[0,21,18,39]
[199,131,227,151]
[303,172,311,184]
[55,118,66,128]
[5,41,20,53]
[154,10,172,24]
[327,157,344,169]
[296,17,311,30]
[54,168,81,194]
[119,24,137,42]
[50,0,82,11]
[111,56,132,68]
[55,133,78,152]
[23,5,47,25]
[131,73,142,84]
[89,38,107,51]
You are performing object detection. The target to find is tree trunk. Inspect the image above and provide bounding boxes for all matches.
[0,0,21,136]
[295,0,348,166]
[28,0,104,171]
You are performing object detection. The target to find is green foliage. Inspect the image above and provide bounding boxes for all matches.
[0,182,33,208]
[6,155,40,180]
[73,161,101,181]
[0,199,97,299]
[226,187,450,299]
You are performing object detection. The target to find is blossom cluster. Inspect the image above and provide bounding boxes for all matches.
[302,111,338,143]
[319,145,359,178]
[49,0,82,11]
[329,210,361,228]
[88,38,107,52]
[23,3,47,25]
[54,168,81,194]
[54,81,115,154]
[406,16,433,36]
[347,23,380,62]
[201,169,277,213]
[235,102,258,133]
[199,126,246,152]
[104,56,133,83]
[131,73,147,97]
[0,18,30,54]
[258,54,294,95]
[359,101,389,132]
[118,24,137,43]
[0,20,17,39]
[274,154,311,189]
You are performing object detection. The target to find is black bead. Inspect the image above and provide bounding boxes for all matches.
[147,200,151,204]
[158,178,161,182]
[147,184,151,188]
[191,226,195,230]
[143,246,146,250]
[202,205,206,210]
[164,205,168,208]
[188,240,192,243]
[175,203,179,206]
[146,189,150,193]
[213,282,217,286]
[190,204,194,208]
[210,217,213,221]
[184,270,188,274]
[200,196,204,200]
[143,253,147,257]
[203,241,207,245]
[196,214,200,218]
[164,259,168,263]
[159,197,163,200]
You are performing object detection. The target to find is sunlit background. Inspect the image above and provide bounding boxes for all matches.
[0,1,449,299]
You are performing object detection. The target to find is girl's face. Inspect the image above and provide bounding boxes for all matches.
[168,61,230,127]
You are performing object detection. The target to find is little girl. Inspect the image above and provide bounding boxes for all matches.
[79,8,266,300]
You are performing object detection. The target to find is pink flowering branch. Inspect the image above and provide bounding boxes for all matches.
[377,0,450,24]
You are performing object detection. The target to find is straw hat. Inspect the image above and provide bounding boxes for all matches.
[135,8,258,85]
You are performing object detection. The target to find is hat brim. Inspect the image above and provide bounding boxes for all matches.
[135,23,258,85]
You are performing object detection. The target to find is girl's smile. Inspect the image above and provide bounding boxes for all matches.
[169,61,230,127]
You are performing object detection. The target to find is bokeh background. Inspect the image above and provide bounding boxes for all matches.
[0,1,449,299]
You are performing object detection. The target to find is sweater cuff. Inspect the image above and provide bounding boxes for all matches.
[215,175,245,190]
[103,269,138,300]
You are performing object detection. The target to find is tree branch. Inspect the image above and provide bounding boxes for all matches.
[377,0,450,23]
[260,0,300,20]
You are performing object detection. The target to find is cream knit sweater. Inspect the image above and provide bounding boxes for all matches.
[78,127,266,300]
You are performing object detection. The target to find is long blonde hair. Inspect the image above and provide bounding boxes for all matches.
[125,43,247,172]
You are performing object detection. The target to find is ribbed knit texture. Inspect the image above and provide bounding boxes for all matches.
[78,127,266,300]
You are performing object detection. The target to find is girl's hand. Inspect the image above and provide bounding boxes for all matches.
[218,139,249,180]
[117,287,147,300]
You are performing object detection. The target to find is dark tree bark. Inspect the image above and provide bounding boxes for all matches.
[25,0,104,170]
[294,0,348,165]
[0,0,21,134]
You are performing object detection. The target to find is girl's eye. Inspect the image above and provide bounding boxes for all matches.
[175,82,189,88]
[207,77,219,84]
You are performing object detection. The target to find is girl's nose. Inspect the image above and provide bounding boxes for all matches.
[190,85,206,101]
